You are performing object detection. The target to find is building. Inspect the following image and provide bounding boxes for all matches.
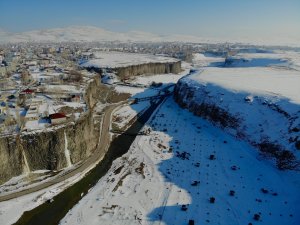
[71,94,81,103]
[21,88,35,95]
[50,113,67,125]
[0,101,7,115]
[24,98,44,121]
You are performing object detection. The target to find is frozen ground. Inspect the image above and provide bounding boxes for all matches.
[114,86,159,98]
[178,50,300,160]
[2,49,299,225]
[81,51,179,69]
[189,67,300,104]
[0,166,88,225]
[60,97,300,225]
[113,62,190,98]
[226,50,300,70]
[192,53,225,67]
[112,101,150,130]
[45,84,83,93]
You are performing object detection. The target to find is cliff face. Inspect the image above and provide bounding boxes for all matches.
[115,61,181,80]
[0,114,99,184]
[0,77,103,184]
[174,77,300,170]
[174,79,240,130]
[0,137,24,183]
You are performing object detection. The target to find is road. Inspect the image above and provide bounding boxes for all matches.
[0,102,124,202]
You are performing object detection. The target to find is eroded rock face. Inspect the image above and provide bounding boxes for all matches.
[0,137,23,183]
[0,62,182,184]
[115,61,181,80]
[174,77,300,170]
[0,77,103,184]
[174,79,240,130]
[0,113,99,184]
[85,61,181,81]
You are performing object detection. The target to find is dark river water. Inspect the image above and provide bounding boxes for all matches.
[14,98,163,225]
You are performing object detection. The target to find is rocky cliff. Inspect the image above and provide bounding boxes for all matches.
[174,77,300,170]
[85,61,181,81]
[115,61,181,80]
[174,79,240,129]
[0,77,105,184]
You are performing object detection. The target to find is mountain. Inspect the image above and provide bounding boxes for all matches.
[0,26,299,46]
[0,26,208,43]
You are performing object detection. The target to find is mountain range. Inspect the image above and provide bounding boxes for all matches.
[0,26,212,43]
[0,26,299,46]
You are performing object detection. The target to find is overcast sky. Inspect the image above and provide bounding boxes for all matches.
[0,0,299,41]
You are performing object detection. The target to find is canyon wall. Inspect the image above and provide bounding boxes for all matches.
[0,78,103,184]
[115,61,181,80]
[0,61,182,184]
[174,77,300,170]
[85,61,182,80]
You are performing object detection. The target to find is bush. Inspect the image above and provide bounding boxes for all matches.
[276,150,299,170]
[257,141,300,170]
[209,197,215,203]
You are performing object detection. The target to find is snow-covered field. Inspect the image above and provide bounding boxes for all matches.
[60,97,300,225]
[2,48,299,225]
[189,67,300,104]
[81,51,179,69]
[112,102,150,130]
[114,85,159,98]
[0,166,88,225]
[226,50,300,70]
[112,62,191,98]
[45,84,82,93]
[177,50,300,161]
[60,49,300,225]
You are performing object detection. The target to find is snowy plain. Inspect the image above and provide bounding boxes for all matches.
[60,49,300,225]
[0,166,90,225]
[1,48,299,225]
[81,51,179,69]
[180,50,300,158]
[61,97,300,225]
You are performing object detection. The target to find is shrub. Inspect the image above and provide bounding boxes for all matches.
[276,150,299,170]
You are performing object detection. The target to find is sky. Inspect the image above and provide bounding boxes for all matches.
[0,0,299,40]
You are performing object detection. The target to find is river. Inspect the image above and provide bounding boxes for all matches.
[14,98,164,225]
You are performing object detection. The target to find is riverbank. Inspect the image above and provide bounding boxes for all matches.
[13,96,166,225]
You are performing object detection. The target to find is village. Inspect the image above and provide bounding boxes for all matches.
[0,44,97,135]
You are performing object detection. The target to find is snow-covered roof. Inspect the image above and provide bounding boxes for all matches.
[81,51,179,69]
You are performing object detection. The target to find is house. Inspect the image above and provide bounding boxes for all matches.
[25,104,39,121]
[0,101,7,115]
[22,88,35,95]
[20,88,35,98]
[25,111,39,121]
[71,94,81,103]
[24,98,44,121]
[50,113,67,125]
[59,94,72,102]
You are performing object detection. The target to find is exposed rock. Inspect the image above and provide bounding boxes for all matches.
[173,77,299,170]
[0,77,104,184]
[174,79,240,129]
[115,61,181,80]
[85,61,181,81]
